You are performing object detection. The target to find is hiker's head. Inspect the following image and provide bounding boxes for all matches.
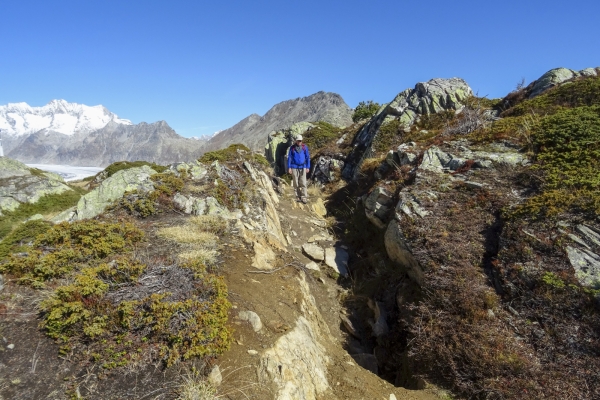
[295,134,303,144]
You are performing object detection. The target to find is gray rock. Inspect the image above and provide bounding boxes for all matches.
[74,165,157,220]
[395,192,429,219]
[364,187,394,228]
[0,274,4,292]
[324,247,349,277]
[343,78,472,179]
[368,299,390,338]
[238,310,263,332]
[566,246,600,288]
[568,233,590,249]
[419,146,454,171]
[576,225,600,248]
[303,243,325,261]
[207,365,222,387]
[340,314,361,339]
[464,181,484,189]
[529,67,581,98]
[385,221,424,286]
[205,197,232,218]
[365,187,393,210]
[305,261,320,271]
[580,68,598,77]
[0,158,74,214]
[25,214,44,222]
[51,206,77,223]
[173,193,194,214]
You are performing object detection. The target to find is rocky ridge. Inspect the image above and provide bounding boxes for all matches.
[343,77,473,179]
[203,91,353,153]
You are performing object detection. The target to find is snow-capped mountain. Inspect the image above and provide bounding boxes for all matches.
[0,99,132,137]
[1,100,207,167]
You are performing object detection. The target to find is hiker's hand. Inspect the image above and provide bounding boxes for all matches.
[305,168,309,174]
[288,168,291,175]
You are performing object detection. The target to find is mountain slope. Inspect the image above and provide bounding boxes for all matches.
[203,91,353,153]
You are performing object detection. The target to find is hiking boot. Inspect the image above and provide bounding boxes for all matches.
[301,197,308,204]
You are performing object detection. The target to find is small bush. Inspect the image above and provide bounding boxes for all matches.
[301,121,343,153]
[40,257,231,367]
[102,161,167,179]
[373,119,404,153]
[199,144,251,164]
[0,220,144,286]
[0,220,52,260]
[512,106,600,217]
[352,100,381,122]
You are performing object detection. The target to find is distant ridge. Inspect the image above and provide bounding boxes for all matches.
[202,91,353,153]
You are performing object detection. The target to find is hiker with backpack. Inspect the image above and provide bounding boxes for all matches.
[287,135,310,204]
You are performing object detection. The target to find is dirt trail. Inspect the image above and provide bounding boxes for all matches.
[215,184,440,400]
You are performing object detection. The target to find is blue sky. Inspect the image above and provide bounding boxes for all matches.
[1,0,598,137]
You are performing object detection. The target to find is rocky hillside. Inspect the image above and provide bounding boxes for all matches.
[202,91,353,153]
[1,100,207,167]
[319,66,600,399]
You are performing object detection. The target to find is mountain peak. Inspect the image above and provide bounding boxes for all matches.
[0,100,132,137]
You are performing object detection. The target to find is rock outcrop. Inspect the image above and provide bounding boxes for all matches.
[343,78,473,179]
[72,166,157,221]
[258,272,332,400]
[528,67,599,98]
[564,223,600,288]
[0,157,73,215]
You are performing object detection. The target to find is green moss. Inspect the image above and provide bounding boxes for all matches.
[352,100,381,122]
[102,161,167,179]
[199,144,251,163]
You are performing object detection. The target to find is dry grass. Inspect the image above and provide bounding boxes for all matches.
[176,371,216,400]
[189,215,228,235]
[178,249,219,265]
[157,226,218,248]
[307,184,322,198]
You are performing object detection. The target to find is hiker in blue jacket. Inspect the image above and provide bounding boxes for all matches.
[287,134,310,203]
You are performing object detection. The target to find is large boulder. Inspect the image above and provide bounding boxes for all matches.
[364,187,394,229]
[343,78,473,179]
[73,165,157,220]
[528,67,599,98]
[0,157,73,214]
